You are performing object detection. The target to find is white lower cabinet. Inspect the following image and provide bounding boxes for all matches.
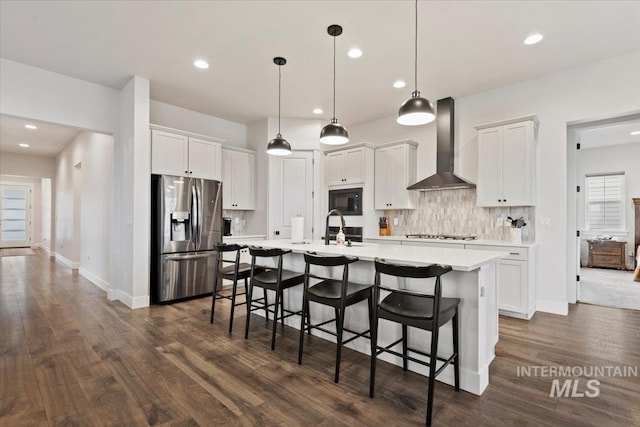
[467,244,536,319]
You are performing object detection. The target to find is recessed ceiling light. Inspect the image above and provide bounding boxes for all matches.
[393,80,406,89]
[19,143,29,148]
[524,34,543,45]
[347,48,362,58]
[313,108,323,114]
[193,59,209,69]
[24,124,37,130]
[630,130,640,136]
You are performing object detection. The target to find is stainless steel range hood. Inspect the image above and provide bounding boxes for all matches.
[407,97,475,191]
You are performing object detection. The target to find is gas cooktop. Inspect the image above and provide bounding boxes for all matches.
[405,233,477,241]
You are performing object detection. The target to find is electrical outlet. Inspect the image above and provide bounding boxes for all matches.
[495,217,504,227]
[393,217,399,226]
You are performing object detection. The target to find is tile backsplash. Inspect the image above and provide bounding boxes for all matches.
[388,188,535,242]
[223,210,248,235]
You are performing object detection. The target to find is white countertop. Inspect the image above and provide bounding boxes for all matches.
[364,235,537,248]
[223,235,267,241]
[243,239,508,272]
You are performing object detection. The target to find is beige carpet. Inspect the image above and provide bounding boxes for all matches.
[0,248,35,257]
[579,267,639,311]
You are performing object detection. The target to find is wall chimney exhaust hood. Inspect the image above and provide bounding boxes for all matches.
[407,97,476,191]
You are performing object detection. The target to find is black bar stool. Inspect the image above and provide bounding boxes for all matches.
[370,258,460,427]
[244,246,304,350]
[298,251,375,384]
[210,243,264,333]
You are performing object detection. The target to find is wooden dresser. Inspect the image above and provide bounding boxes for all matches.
[587,240,627,270]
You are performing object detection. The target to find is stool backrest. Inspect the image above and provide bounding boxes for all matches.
[303,251,359,301]
[213,243,247,278]
[248,246,291,280]
[374,257,452,321]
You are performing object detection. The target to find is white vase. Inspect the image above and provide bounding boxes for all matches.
[510,228,522,244]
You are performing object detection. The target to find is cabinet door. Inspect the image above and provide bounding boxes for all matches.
[374,148,390,209]
[222,149,233,209]
[387,144,408,209]
[325,151,345,185]
[502,121,532,206]
[497,259,527,313]
[477,127,502,206]
[151,130,189,176]
[188,137,221,180]
[344,148,365,184]
[232,151,255,210]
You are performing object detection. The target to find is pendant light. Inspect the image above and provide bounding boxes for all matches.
[397,0,435,126]
[320,25,349,145]
[267,57,292,156]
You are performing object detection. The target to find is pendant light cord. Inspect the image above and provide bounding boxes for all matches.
[278,64,282,135]
[333,34,337,120]
[414,0,418,93]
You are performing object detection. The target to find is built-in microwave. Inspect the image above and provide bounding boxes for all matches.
[328,188,362,216]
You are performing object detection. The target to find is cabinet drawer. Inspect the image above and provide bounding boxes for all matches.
[591,254,623,267]
[467,245,527,261]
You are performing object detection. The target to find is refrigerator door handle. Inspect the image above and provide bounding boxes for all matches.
[165,253,214,261]
[191,180,199,247]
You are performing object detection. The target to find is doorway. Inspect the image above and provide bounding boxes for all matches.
[569,114,640,310]
[0,183,33,248]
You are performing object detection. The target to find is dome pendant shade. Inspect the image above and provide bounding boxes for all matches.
[320,118,349,145]
[320,24,348,146]
[268,56,291,155]
[397,91,435,125]
[267,134,291,156]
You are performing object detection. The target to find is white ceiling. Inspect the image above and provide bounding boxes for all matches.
[0,115,81,157]
[1,1,640,127]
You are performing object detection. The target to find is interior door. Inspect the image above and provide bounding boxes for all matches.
[269,151,314,240]
[0,184,32,248]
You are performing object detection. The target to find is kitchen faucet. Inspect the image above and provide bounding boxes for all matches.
[325,209,346,245]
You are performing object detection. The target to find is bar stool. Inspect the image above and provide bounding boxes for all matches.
[244,246,304,350]
[298,251,375,384]
[370,258,460,427]
[210,243,264,333]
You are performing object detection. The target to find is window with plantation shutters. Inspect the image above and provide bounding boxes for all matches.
[585,173,625,230]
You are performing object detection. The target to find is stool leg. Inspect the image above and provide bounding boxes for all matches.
[264,288,269,325]
[426,326,440,427]
[210,288,217,324]
[306,299,312,335]
[280,290,285,329]
[298,290,308,365]
[369,292,377,398]
[271,290,281,350]
[244,281,254,340]
[402,325,409,371]
[452,308,460,392]
[334,306,345,383]
[229,276,238,333]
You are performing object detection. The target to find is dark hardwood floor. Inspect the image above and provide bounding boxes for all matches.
[1,250,639,426]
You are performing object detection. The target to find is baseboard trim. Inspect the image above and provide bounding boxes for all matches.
[536,299,568,315]
[107,289,150,309]
[54,253,80,269]
[79,268,109,291]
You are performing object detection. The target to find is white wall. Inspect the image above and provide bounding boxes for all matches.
[246,119,269,235]
[0,152,56,178]
[0,58,119,133]
[55,138,82,266]
[349,51,640,315]
[150,100,247,148]
[41,178,52,251]
[577,142,640,268]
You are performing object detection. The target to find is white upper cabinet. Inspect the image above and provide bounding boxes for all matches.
[324,147,366,186]
[222,148,255,210]
[476,117,537,207]
[374,141,417,210]
[151,128,222,180]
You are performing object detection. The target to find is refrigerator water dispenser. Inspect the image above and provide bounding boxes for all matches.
[171,211,190,241]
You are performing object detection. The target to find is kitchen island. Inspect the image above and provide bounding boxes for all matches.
[241,239,507,395]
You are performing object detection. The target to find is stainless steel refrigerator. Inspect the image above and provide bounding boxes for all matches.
[150,174,222,303]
